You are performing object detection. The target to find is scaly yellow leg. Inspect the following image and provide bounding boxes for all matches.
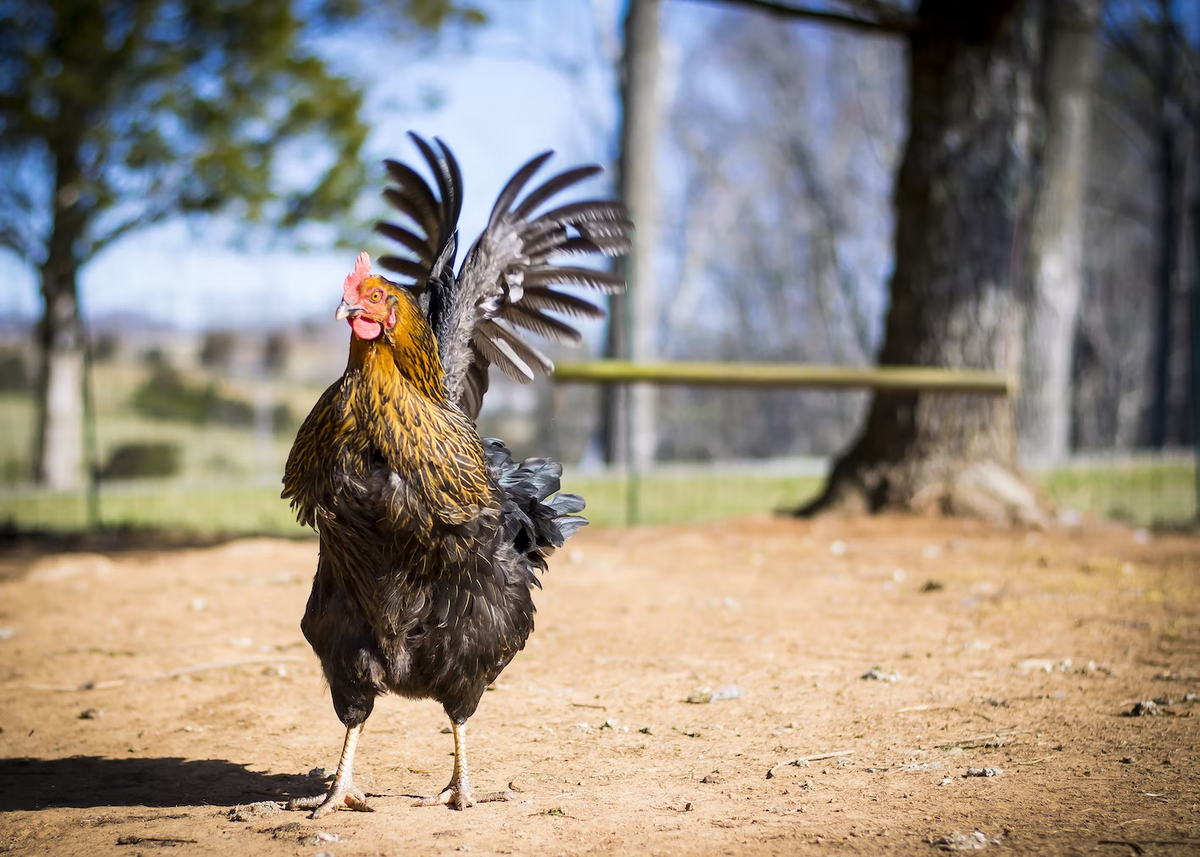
[416,720,512,810]
[289,723,374,819]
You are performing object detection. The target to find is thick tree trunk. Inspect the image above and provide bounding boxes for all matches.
[1017,0,1099,467]
[33,150,88,490]
[803,0,1047,525]
[603,0,661,468]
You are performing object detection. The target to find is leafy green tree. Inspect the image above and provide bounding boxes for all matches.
[0,0,479,488]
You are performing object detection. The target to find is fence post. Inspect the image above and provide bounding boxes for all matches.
[1191,190,1200,520]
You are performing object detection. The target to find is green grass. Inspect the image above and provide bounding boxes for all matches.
[0,484,310,536]
[4,379,1197,534]
[3,460,1192,537]
[0,473,824,536]
[1038,459,1196,528]
[564,472,824,527]
[0,394,34,483]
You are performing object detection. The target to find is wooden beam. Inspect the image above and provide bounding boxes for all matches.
[553,360,1015,395]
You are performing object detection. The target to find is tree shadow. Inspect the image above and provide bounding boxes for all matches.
[0,755,314,811]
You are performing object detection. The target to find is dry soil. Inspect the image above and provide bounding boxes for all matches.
[0,515,1198,856]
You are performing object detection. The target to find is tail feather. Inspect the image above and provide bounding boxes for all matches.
[483,438,587,574]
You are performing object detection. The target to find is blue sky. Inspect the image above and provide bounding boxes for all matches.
[0,0,632,328]
[0,0,899,350]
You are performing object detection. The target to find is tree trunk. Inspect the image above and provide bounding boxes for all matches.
[33,150,88,490]
[603,0,661,469]
[1017,0,1099,467]
[1149,0,1177,448]
[33,267,86,490]
[802,0,1047,525]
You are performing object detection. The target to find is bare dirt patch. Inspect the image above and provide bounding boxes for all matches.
[0,516,1197,855]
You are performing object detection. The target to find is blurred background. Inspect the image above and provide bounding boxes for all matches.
[1,0,1197,534]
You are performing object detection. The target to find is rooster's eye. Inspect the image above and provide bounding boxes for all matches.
[371,290,383,303]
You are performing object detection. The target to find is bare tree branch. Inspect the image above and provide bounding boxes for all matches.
[1102,21,1158,83]
[88,204,176,256]
[0,223,39,263]
[675,0,914,36]
[0,181,42,263]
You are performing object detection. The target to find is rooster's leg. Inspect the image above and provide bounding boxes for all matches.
[416,719,512,810]
[289,723,374,818]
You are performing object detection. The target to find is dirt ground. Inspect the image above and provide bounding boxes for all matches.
[0,515,1198,856]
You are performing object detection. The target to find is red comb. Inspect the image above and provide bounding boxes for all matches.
[342,252,372,304]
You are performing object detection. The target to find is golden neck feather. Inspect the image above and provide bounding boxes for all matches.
[348,311,447,406]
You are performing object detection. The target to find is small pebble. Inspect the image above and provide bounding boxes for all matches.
[861,667,901,682]
[1120,756,1135,764]
[78,708,103,720]
[964,767,1002,778]
[935,830,990,851]
[1128,700,1160,717]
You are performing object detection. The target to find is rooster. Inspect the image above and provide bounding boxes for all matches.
[282,133,631,817]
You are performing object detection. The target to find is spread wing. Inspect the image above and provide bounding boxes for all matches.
[376,132,463,335]
[375,133,633,420]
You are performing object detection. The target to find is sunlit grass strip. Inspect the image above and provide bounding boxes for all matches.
[0,484,310,536]
[0,461,1192,536]
[1038,459,1196,528]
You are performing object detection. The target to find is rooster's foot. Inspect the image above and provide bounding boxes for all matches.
[288,778,373,819]
[415,779,513,811]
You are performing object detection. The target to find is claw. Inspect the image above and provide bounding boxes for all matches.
[289,781,374,818]
[415,783,512,811]
[416,784,473,810]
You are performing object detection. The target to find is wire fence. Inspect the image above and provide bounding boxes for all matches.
[0,333,1195,536]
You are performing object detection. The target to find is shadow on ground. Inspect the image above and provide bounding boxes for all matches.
[0,756,309,810]
[0,524,315,582]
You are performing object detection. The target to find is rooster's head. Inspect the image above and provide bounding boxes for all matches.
[336,252,399,341]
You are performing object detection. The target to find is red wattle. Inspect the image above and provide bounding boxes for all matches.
[351,316,383,340]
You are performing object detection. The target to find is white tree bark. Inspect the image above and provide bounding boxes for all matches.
[1018,0,1100,466]
[38,347,85,489]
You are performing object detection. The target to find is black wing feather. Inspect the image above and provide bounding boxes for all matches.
[374,135,631,420]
